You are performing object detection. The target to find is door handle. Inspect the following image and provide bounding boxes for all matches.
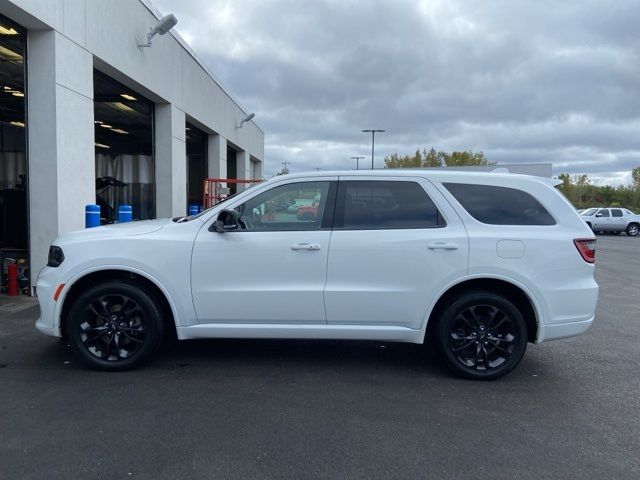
[291,243,321,251]
[428,242,458,251]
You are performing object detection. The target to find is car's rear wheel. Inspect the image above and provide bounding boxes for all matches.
[65,281,165,370]
[626,223,639,236]
[435,291,528,380]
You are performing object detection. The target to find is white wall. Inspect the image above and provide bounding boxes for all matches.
[0,0,265,286]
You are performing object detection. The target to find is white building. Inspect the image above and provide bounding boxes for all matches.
[0,0,264,291]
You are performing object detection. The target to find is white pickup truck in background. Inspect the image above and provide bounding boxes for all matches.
[580,207,640,236]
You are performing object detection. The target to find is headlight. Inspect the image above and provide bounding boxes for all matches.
[47,245,65,267]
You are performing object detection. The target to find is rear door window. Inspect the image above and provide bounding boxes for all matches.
[443,183,556,226]
[611,209,623,217]
[335,180,445,229]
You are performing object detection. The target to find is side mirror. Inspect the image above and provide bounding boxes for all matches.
[210,209,240,233]
[595,212,604,217]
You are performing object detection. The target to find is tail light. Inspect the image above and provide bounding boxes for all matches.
[574,238,596,263]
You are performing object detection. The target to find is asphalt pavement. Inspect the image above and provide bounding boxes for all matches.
[1,235,639,479]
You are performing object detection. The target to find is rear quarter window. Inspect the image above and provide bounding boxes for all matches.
[443,183,556,226]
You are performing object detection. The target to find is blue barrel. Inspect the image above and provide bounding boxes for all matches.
[85,204,101,228]
[118,205,133,223]
[188,204,199,216]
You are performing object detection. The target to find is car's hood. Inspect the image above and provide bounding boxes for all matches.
[55,218,174,244]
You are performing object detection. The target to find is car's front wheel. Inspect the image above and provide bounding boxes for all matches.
[65,281,165,370]
[626,223,639,236]
[435,291,528,380]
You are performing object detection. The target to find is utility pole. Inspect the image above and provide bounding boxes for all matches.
[362,129,385,169]
[351,156,365,170]
[281,161,290,174]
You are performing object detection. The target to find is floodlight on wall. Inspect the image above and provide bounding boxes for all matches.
[237,113,255,128]
[137,14,178,49]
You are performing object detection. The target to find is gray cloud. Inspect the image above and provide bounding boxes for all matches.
[153,0,640,183]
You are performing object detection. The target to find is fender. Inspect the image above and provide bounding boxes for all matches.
[418,273,545,343]
[53,264,183,331]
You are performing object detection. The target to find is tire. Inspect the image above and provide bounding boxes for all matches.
[626,223,639,237]
[65,280,165,371]
[434,291,528,380]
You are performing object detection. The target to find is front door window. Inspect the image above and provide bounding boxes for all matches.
[235,181,330,231]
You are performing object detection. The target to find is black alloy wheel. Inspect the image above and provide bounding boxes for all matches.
[435,292,528,380]
[66,281,165,370]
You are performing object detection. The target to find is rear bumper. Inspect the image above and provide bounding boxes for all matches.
[536,315,594,343]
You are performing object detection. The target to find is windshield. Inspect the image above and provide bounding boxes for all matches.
[580,208,597,216]
[173,193,241,222]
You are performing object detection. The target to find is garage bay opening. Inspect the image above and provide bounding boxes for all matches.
[93,70,155,223]
[0,15,27,294]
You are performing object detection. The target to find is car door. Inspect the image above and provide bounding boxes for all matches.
[593,208,611,230]
[610,209,624,230]
[324,177,468,330]
[191,179,337,324]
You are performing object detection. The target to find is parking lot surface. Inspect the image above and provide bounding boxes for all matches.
[1,235,639,479]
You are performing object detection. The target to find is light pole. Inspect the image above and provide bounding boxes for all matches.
[362,129,385,169]
[351,156,365,170]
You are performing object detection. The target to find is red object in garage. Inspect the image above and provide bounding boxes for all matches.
[202,178,263,208]
[7,262,19,296]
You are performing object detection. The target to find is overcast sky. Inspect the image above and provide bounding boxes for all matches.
[152,0,639,185]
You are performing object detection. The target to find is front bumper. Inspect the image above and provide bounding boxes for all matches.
[35,317,60,337]
[33,267,62,338]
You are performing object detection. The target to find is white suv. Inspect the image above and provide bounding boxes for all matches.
[35,170,598,380]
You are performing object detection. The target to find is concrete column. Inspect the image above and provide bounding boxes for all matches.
[207,134,227,179]
[253,158,264,180]
[28,30,94,285]
[155,104,186,217]
[236,150,251,191]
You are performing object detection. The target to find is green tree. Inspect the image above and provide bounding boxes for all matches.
[558,173,572,189]
[423,148,443,167]
[632,167,640,189]
[384,147,493,168]
[442,150,494,167]
[555,170,640,212]
[574,174,590,186]
[384,149,423,168]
